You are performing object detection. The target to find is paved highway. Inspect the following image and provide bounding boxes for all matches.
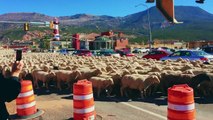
[33,91,213,120]
[7,90,213,120]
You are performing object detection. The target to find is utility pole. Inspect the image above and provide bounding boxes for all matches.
[135,3,152,49]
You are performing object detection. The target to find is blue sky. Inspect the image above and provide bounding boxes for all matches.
[0,0,212,17]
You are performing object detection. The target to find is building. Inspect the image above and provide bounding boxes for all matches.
[2,40,34,49]
[187,41,213,49]
[72,31,129,50]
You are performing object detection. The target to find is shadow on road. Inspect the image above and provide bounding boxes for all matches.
[65,114,103,120]
[34,87,72,96]
[195,97,213,104]
[59,88,211,105]
[65,118,73,120]
[61,95,73,100]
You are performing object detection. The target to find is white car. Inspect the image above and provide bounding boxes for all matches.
[133,48,150,53]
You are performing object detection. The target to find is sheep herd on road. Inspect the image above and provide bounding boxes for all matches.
[1,49,213,98]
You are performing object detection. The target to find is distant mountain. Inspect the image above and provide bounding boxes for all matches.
[58,14,121,28]
[0,6,213,41]
[119,6,213,29]
[0,6,212,29]
[175,6,213,22]
[0,12,53,21]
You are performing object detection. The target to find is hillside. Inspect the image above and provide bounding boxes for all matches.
[0,6,213,42]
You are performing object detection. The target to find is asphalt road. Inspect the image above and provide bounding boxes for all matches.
[6,87,213,120]
[7,88,212,120]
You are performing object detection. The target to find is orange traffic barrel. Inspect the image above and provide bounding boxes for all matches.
[168,84,195,120]
[12,80,44,119]
[73,79,96,120]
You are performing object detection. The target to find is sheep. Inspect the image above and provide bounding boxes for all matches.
[181,64,194,71]
[1,50,213,98]
[54,70,81,91]
[162,66,174,71]
[32,70,56,90]
[143,75,161,97]
[188,73,213,96]
[78,68,102,80]
[120,74,160,98]
[158,73,212,96]
[106,65,114,72]
[19,68,30,80]
[197,80,213,97]
[98,70,128,96]
[42,65,50,72]
[158,73,195,95]
[191,69,207,75]
[89,76,114,98]
[182,69,195,75]
[2,65,11,78]
[149,66,161,72]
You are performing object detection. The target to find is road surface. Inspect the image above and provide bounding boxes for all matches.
[6,90,213,120]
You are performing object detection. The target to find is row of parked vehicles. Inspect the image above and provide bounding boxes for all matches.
[59,45,213,63]
[60,49,136,57]
[142,46,213,63]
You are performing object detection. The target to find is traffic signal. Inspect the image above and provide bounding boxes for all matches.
[196,0,204,3]
[146,0,155,3]
[156,0,180,24]
[49,21,54,29]
[24,23,29,31]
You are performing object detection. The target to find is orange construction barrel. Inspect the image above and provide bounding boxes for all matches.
[12,80,44,119]
[73,79,96,120]
[167,84,195,120]
[16,80,37,116]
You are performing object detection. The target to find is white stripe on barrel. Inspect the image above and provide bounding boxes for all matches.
[168,102,195,111]
[73,93,93,100]
[18,90,34,98]
[74,106,95,114]
[17,101,36,109]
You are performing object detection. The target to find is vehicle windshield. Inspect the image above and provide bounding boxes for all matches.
[193,50,209,56]
[149,51,161,55]
[202,47,213,53]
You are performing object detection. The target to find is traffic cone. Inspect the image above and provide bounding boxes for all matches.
[73,79,96,120]
[167,84,196,120]
[10,80,44,119]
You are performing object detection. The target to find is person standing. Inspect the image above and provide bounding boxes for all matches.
[0,61,24,120]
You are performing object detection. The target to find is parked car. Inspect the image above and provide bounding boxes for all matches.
[132,48,150,53]
[142,49,172,60]
[160,50,213,62]
[116,50,135,57]
[72,49,92,56]
[201,45,213,55]
[59,49,69,55]
[98,49,120,57]
[157,47,176,53]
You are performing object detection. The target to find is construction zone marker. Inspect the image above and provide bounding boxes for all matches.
[73,79,96,120]
[10,80,44,119]
[168,84,195,120]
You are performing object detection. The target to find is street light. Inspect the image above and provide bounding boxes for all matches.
[135,3,152,49]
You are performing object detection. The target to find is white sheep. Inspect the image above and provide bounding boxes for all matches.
[32,70,56,89]
[120,74,160,98]
[54,70,81,91]
[89,76,114,98]
[78,68,102,80]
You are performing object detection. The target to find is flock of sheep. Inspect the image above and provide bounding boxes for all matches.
[1,49,213,98]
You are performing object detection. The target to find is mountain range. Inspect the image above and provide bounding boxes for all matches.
[0,6,213,42]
